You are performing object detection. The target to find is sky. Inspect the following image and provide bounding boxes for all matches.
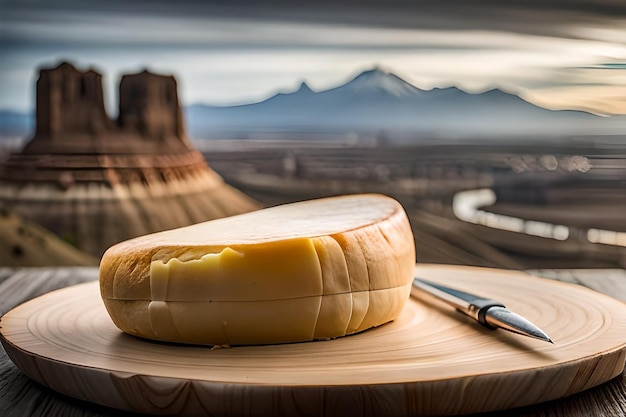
[2,0,626,116]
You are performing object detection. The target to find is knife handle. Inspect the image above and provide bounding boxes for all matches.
[465,300,506,328]
[413,278,504,327]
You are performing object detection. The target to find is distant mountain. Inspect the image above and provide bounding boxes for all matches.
[2,68,625,143]
[186,67,625,141]
[0,110,34,140]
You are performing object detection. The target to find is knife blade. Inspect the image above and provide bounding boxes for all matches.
[412,277,553,343]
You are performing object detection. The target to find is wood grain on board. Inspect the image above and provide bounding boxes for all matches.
[1,264,625,416]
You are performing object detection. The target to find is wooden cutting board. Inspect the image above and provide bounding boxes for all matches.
[1,264,625,416]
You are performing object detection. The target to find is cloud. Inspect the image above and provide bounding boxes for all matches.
[2,0,626,114]
[584,62,626,69]
[5,0,626,41]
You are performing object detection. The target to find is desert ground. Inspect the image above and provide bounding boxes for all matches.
[1,134,624,269]
[199,136,626,270]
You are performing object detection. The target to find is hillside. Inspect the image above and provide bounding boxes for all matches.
[0,209,98,267]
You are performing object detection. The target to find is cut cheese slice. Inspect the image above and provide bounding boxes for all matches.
[99,194,416,345]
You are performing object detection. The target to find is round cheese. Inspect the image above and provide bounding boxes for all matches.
[99,194,416,345]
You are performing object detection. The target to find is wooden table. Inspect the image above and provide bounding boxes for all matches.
[1,267,625,417]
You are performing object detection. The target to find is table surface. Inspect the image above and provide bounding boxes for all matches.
[1,266,625,417]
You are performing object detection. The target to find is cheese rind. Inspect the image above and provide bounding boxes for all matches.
[99,194,416,345]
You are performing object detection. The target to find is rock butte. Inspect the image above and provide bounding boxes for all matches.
[0,62,260,259]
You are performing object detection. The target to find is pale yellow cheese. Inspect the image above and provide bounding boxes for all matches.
[99,194,416,345]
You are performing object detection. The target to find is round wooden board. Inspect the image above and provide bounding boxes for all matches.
[1,264,625,416]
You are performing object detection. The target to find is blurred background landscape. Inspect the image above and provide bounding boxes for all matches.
[1,0,625,270]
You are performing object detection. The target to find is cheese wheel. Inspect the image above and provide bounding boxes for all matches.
[99,194,416,345]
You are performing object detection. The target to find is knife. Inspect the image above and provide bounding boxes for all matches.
[412,277,553,343]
